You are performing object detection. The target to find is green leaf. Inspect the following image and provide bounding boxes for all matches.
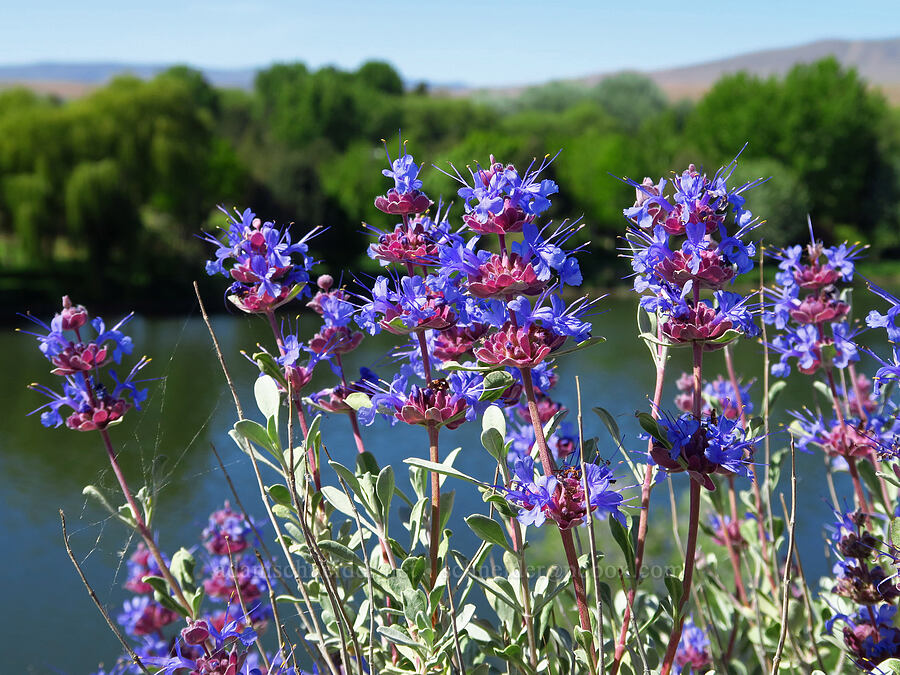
[376,465,395,520]
[229,430,280,471]
[329,461,363,501]
[480,370,515,401]
[890,518,900,551]
[480,428,506,463]
[170,548,196,592]
[254,375,281,421]
[439,360,503,373]
[233,420,275,452]
[403,458,482,486]
[252,351,288,387]
[481,404,507,438]
[877,659,900,674]
[345,392,373,410]
[542,409,568,440]
[609,514,636,577]
[486,494,517,519]
[142,575,188,617]
[665,574,684,617]
[266,484,293,506]
[813,380,833,400]
[705,329,742,345]
[593,407,623,449]
[636,412,670,449]
[377,625,421,649]
[318,540,363,567]
[402,588,428,623]
[190,588,204,618]
[321,485,357,518]
[82,485,133,525]
[465,514,512,554]
[356,451,380,476]
[767,380,787,407]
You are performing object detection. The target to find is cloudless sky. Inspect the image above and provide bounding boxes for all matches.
[2,1,898,86]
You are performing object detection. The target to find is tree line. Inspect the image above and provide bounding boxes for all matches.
[0,57,896,312]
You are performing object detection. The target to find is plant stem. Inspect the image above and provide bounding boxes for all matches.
[519,366,595,658]
[511,521,538,669]
[848,362,891,509]
[610,320,668,675]
[577,375,605,671]
[427,422,441,587]
[660,340,704,675]
[771,438,797,675]
[99,428,193,616]
[660,480,702,675]
[265,309,322,487]
[336,353,366,454]
[825,367,871,514]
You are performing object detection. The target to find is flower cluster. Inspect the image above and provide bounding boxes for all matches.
[673,618,712,674]
[444,154,559,235]
[24,296,149,431]
[504,456,625,530]
[623,159,762,349]
[203,501,259,556]
[94,503,281,675]
[826,604,900,670]
[203,206,320,314]
[790,406,900,464]
[374,139,432,215]
[648,411,754,489]
[765,227,864,377]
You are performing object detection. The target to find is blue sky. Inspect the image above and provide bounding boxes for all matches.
[3,1,898,86]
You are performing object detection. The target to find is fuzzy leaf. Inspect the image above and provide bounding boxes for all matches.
[345,392,373,411]
[254,375,281,421]
[466,514,512,554]
[403,458,481,486]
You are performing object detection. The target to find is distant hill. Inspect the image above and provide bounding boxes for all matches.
[451,37,900,104]
[1,37,899,101]
[640,37,900,102]
[0,62,258,97]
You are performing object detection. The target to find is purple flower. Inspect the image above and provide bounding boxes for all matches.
[674,618,711,674]
[382,153,423,194]
[504,456,626,529]
[202,206,320,313]
[29,297,150,431]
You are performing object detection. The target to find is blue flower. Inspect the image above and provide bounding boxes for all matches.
[382,152,423,194]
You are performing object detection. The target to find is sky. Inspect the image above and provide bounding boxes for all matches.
[2,1,899,87]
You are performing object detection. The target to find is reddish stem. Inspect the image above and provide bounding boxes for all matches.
[427,423,441,587]
[100,428,193,616]
[336,353,366,455]
[660,340,704,675]
[660,480,702,675]
[519,367,594,648]
[610,322,668,675]
[825,367,871,515]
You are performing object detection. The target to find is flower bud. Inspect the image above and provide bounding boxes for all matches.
[59,296,88,331]
[182,619,211,645]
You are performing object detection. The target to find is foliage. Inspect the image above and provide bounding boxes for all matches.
[2,57,899,312]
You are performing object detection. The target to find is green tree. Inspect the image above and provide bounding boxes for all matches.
[356,60,404,96]
[592,72,667,132]
[65,159,142,271]
[3,171,55,263]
